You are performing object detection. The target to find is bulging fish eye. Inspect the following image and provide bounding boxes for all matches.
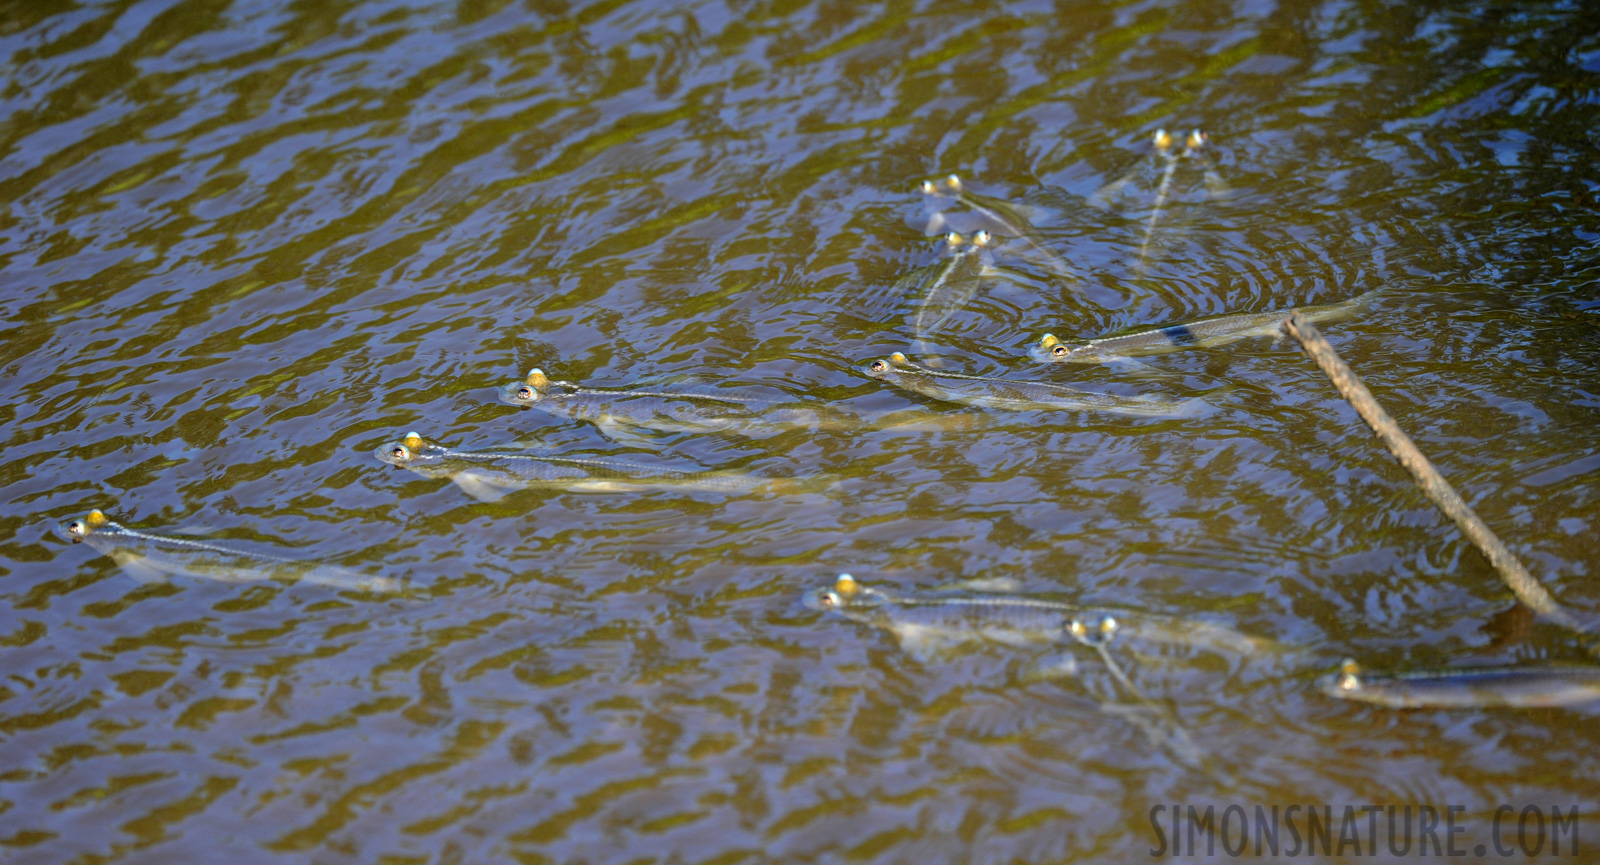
[888,352,908,364]
[869,360,888,374]
[972,230,991,247]
[1338,672,1360,691]
[67,520,87,536]
[1099,616,1118,636]
[1052,344,1069,358]
[526,368,550,389]
[920,180,937,194]
[391,445,411,460]
[516,386,537,401]
[945,173,962,191]
[402,431,424,450]
[820,590,840,608]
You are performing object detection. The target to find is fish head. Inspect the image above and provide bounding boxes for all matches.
[375,433,442,468]
[1317,658,1366,700]
[61,508,108,542]
[499,380,546,408]
[864,357,897,381]
[1027,334,1094,364]
[803,573,888,620]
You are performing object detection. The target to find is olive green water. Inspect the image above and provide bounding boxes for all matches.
[5,0,1600,861]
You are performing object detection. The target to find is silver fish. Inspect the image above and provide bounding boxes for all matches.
[924,175,1079,284]
[806,574,1252,774]
[804,574,1269,662]
[498,367,848,438]
[375,432,828,501]
[1030,290,1379,364]
[865,352,1197,417]
[1320,659,1600,709]
[60,510,400,593]
[908,230,992,350]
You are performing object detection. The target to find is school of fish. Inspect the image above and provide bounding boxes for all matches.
[60,128,1597,774]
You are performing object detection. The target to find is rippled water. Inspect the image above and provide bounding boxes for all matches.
[5,0,1600,860]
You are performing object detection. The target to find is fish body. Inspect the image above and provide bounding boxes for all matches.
[805,575,1266,660]
[1320,660,1600,709]
[909,231,991,345]
[498,368,844,437]
[375,433,825,501]
[60,510,398,593]
[1031,291,1378,364]
[865,352,1196,417]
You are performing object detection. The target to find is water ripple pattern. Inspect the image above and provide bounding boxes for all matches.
[3,0,1600,860]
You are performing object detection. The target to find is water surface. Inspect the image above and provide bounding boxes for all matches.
[4,0,1600,860]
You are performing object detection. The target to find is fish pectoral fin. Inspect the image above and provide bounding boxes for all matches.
[894,627,958,663]
[296,564,399,593]
[452,473,512,502]
[566,480,637,493]
[981,627,1042,649]
[1018,652,1082,683]
[1088,174,1137,209]
[118,557,171,585]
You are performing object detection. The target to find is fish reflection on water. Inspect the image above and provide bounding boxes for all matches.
[1321,660,1600,709]
[1030,290,1381,364]
[498,367,852,437]
[865,352,1199,417]
[61,510,400,593]
[376,431,831,502]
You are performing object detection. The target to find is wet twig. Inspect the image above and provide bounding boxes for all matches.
[1281,312,1589,635]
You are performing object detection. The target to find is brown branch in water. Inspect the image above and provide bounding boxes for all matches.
[1280,312,1588,635]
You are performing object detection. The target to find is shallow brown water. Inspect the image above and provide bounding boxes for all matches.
[4,0,1600,861]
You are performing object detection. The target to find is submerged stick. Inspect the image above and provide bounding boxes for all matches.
[1281,313,1588,634]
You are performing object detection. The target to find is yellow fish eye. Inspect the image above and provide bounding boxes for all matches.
[86,509,106,527]
[1052,344,1069,358]
[820,590,839,608]
[1338,672,1360,691]
[391,445,411,460]
[402,431,424,449]
[888,352,908,364]
[526,368,550,389]
[67,520,86,536]
[516,386,537,401]
[835,574,859,598]
[869,360,888,374]
[919,180,937,194]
